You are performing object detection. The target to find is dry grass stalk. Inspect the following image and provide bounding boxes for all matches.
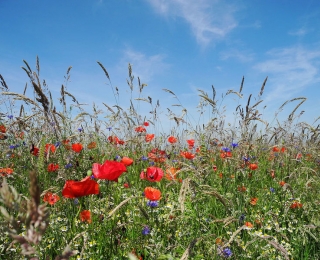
[108,196,136,217]
[178,178,191,213]
[259,76,268,96]
[258,235,290,260]
[2,92,42,109]
[180,238,198,260]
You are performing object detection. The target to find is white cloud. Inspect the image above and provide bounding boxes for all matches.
[145,0,238,46]
[220,49,254,62]
[120,48,170,82]
[288,28,310,36]
[254,46,320,102]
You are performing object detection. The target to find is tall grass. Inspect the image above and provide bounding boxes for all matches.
[0,58,319,259]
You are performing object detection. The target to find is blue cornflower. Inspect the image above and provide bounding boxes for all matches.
[73,198,79,205]
[142,226,150,235]
[55,142,61,147]
[141,156,148,161]
[149,161,155,166]
[231,142,238,148]
[65,163,73,169]
[115,155,121,160]
[222,248,233,258]
[78,127,83,132]
[270,187,275,193]
[7,115,13,119]
[90,175,95,180]
[147,200,158,208]
[242,156,250,162]
[239,213,246,225]
[222,147,231,152]
[107,127,112,131]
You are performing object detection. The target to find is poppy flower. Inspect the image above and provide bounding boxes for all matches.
[244,221,254,229]
[279,181,286,187]
[62,139,71,150]
[0,125,6,133]
[270,170,275,178]
[123,183,130,188]
[140,166,164,182]
[213,165,217,171]
[180,151,195,160]
[148,148,167,163]
[45,144,56,153]
[248,163,258,170]
[72,143,83,153]
[144,187,161,201]
[143,121,149,127]
[145,134,155,142]
[168,136,177,144]
[135,126,146,133]
[290,201,303,209]
[250,197,258,205]
[92,160,127,181]
[15,132,24,139]
[165,167,179,181]
[30,146,39,156]
[237,186,246,192]
[80,210,92,223]
[47,163,59,172]
[0,167,14,176]
[121,156,134,166]
[272,146,280,152]
[186,139,195,149]
[87,141,97,149]
[43,192,60,205]
[220,151,232,158]
[62,176,99,199]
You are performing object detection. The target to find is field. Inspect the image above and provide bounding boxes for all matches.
[0,59,319,259]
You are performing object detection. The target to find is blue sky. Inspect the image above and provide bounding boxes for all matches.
[1,0,320,133]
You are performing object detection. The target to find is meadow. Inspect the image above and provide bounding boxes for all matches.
[0,58,319,259]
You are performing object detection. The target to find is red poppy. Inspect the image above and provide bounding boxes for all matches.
[144,187,161,201]
[145,134,155,142]
[140,166,164,182]
[272,146,280,152]
[0,168,14,176]
[43,192,60,205]
[213,165,217,171]
[237,186,247,192]
[186,139,195,149]
[180,151,195,160]
[47,163,59,172]
[248,163,258,170]
[72,143,83,153]
[87,141,97,149]
[250,197,258,205]
[118,139,125,145]
[135,126,146,133]
[62,176,99,198]
[108,135,121,145]
[165,167,179,181]
[148,148,167,163]
[168,136,177,144]
[290,201,303,209]
[123,183,130,188]
[220,151,232,158]
[0,125,6,133]
[62,139,71,150]
[280,147,286,153]
[92,160,127,181]
[143,122,149,127]
[121,156,134,166]
[31,147,39,156]
[15,132,24,139]
[245,222,254,228]
[45,144,56,153]
[279,181,286,187]
[80,210,92,223]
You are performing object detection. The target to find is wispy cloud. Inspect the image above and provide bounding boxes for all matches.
[120,48,170,82]
[220,49,255,62]
[145,0,238,46]
[254,45,320,102]
[288,27,310,36]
